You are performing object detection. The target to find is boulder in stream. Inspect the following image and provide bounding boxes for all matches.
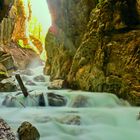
[38,93,46,106]
[20,69,34,76]
[0,118,16,140]
[25,80,36,86]
[56,115,80,125]
[17,121,40,140]
[47,92,67,106]
[2,92,66,107]
[48,79,68,90]
[71,95,88,108]
[33,75,45,82]
[0,82,17,92]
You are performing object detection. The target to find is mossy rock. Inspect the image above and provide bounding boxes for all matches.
[17,122,40,140]
[0,63,8,81]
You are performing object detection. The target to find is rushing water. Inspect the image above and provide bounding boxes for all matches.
[0,66,140,140]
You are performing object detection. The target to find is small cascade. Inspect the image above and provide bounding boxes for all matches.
[1,65,130,108]
[65,92,130,108]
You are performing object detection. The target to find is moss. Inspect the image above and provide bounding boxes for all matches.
[45,0,140,105]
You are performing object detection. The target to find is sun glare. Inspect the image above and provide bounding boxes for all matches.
[28,0,52,60]
[30,0,51,35]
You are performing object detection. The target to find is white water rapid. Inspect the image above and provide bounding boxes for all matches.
[0,65,140,140]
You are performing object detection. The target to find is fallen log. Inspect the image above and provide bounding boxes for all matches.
[15,74,29,97]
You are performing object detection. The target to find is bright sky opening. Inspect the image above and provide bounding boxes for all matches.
[30,0,52,35]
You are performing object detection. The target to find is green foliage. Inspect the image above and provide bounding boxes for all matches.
[18,39,39,54]
[0,71,7,75]
[29,17,44,43]
[18,39,30,49]
[18,39,24,48]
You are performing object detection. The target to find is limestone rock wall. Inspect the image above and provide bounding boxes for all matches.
[0,17,15,44]
[0,0,15,45]
[45,0,98,80]
[46,0,140,105]
[11,0,31,45]
[67,0,140,105]
[0,0,42,77]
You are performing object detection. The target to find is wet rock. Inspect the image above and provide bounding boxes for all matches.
[0,118,16,140]
[137,112,140,120]
[2,93,39,107]
[0,49,17,74]
[71,95,88,108]
[35,116,52,123]
[0,63,8,81]
[21,75,29,82]
[25,80,36,86]
[48,79,67,89]
[0,82,17,92]
[57,115,80,125]
[20,69,34,76]
[2,95,22,107]
[35,115,80,125]
[47,92,67,106]
[2,93,46,107]
[38,93,46,106]
[33,75,45,82]
[17,121,40,140]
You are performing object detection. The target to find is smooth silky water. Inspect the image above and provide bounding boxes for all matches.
[0,66,140,140]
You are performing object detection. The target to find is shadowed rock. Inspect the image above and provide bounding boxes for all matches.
[0,118,16,140]
[25,80,36,86]
[71,95,88,108]
[33,75,45,82]
[0,81,17,92]
[47,92,67,106]
[56,115,80,125]
[38,93,46,106]
[17,121,40,140]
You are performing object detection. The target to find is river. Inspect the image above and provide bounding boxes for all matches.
[0,65,140,140]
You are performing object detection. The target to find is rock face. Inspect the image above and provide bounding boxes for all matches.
[0,118,16,140]
[11,0,29,44]
[45,0,98,80]
[0,0,43,54]
[0,0,15,45]
[56,115,80,125]
[0,82,17,92]
[0,0,43,85]
[48,79,67,89]
[17,121,40,140]
[45,0,140,105]
[0,49,16,73]
[0,63,8,81]
[47,92,67,106]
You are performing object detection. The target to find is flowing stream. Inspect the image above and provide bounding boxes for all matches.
[0,65,140,140]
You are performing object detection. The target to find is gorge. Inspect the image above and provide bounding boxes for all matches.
[0,0,140,140]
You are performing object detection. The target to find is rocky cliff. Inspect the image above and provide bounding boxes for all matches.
[45,0,97,79]
[0,0,42,80]
[45,0,140,105]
